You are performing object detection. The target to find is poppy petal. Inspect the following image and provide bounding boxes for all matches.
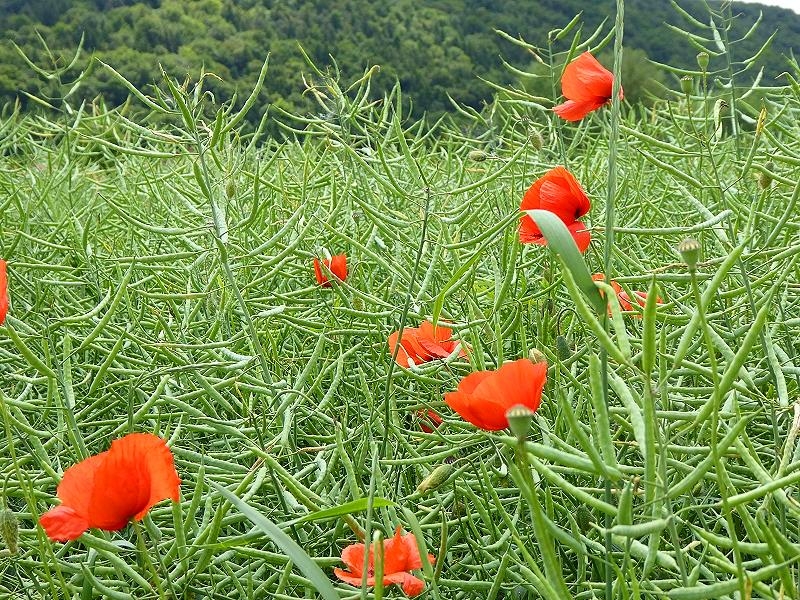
[382,528,411,574]
[566,221,591,253]
[334,568,376,588]
[472,359,547,415]
[39,505,90,542]
[385,572,426,597]
[54,451,107,520]
[89,433,179,530]
[446,392,511,431]
[415,336,451,359]
[560,52,614,103]
[456,371,494,395]
[340,542,367,576]
[329,254,348,282]
[553,99,599,121]
[538,170,590,224]
[388,329,422,366]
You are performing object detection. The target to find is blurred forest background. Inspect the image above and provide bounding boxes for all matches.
[0,0,797,125]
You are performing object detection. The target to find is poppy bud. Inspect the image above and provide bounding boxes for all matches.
[0,508,19,555]
[697,52,709,71]
[506,404,535,442]
[556,335,572,361]
[468,149,487,162]
[530,128,544,151]
[680,76,693,95]
[677,238,701,273]
[417,463,455,493]
[225,180,236,199]
[759,161,774,190]
[528,348,547,364]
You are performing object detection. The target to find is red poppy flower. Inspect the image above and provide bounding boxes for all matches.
[444,358,547,431]
[334,527,435,597]
[0,259,7,325]
[519,166,591,253]
[618,291,664,316]
[314,254,348,287]
[388,321,467,367]
[39,433,180,542]
[553,51,623,121]
[417,410,443,433]
[593,273,664,317]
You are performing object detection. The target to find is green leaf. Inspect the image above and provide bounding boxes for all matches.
[289,497,395,526]
[526,209,605,315]
[211,481,342,600]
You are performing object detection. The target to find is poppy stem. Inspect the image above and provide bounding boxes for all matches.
[603,3,625,600]
[132,519,168,600]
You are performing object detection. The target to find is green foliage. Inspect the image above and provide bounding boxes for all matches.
[0,0,796,126]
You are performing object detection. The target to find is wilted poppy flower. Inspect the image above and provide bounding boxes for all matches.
[39,433,180,542]
[519,166,591,253]
[593,273,664,317]
[388,321,467,367]
[0,259,7,325]
[444,358,547,431]
[334,527,435,597]
[314,254,348,287]
[553,51,622,121]
[417,409,443,433]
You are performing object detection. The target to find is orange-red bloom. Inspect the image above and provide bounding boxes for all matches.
[553,51,622,121]
[0,259,7,325]
[519,166,591,253]
[417,410,443,433]
[39,433,180,542]
[444,358,547,431]
[592,273,664,317]
[388,321,467,367]
[334,527,435,597]
[314,254,348,287]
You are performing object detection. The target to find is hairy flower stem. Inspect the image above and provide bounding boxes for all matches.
[602,3,625,599]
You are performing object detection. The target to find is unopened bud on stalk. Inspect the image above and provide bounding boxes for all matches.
[506,404,535,442]
[697,51,709,71]
[680,76,693,95]
[0,509,19,555]
[528,348,547,364]
[759,161,774,190]
[530,128,544,151]
[225,180,236,199]
[678,238,701,273]
[468,150,487,162]
[556,335,572,361]
[417,463,455,493]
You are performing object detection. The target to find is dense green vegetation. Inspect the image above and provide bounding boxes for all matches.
[0,0,797,125]
[4,3,800,599]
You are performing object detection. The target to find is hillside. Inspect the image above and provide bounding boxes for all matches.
[0,0,797,123]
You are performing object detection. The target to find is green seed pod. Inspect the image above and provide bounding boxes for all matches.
[697,51,709,71]
[556,335,572,361]
[677,238,701,273]
[617,478,635,527]
[417,463,455,494]
[0,509,19,555]
[467,149,487,162]
[506,404,535,442]
[680,75,693,95]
